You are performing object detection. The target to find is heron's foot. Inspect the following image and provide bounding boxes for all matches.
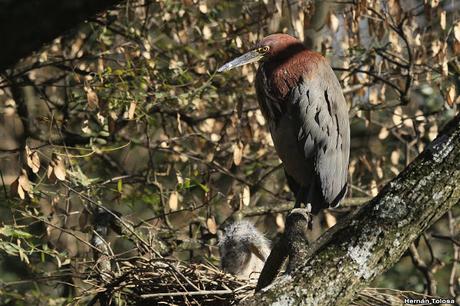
[288,207,313,230]
[285,208,311,240]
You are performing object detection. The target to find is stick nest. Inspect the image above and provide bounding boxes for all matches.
[85,256,255,305]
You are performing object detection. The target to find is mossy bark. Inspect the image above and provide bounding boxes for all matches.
[243,113,460,306]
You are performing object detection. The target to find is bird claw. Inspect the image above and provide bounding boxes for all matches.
[287,208,313,230]
[289,207,310,218]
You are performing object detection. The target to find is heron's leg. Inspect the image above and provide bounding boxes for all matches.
[285,208,311,273]
[287,171,314,228]
[294,186,314,229]
[294,188,304,208]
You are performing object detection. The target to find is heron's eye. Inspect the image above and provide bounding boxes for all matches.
[258,46,270,53]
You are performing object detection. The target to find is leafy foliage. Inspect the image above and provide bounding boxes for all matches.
[0,0,459,304]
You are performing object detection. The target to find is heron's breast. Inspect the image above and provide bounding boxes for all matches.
[270,113,312,186]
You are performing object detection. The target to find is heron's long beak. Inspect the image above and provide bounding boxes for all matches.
[217,50,263,72]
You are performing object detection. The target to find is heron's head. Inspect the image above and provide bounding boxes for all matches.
[217,33,306,72]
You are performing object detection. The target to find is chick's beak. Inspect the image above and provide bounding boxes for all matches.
[217,50,263,72]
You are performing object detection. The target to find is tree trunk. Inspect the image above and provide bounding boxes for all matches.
[0,0,123,72]
[243,112,460,305]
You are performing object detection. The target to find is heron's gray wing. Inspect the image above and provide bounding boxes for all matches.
[289,62,350,206]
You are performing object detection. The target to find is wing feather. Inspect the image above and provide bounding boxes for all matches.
[288,61,350,207]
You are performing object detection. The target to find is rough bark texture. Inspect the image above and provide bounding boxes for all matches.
[243,112,460,305]
[0,0,123,72]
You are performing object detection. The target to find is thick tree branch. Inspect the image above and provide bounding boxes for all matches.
[243,112,460,305]
[0,0,123,71]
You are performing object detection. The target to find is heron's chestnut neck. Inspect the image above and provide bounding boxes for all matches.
[260,48,324,98]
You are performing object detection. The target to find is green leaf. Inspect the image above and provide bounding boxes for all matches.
[184,178,191,189]
[0,225,33,239]
[0,241,21,256]
[117,179,123,193]
[195,181,209,193]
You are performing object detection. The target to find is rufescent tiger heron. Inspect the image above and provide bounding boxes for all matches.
[218,33,350,215]
[218,34,350,289]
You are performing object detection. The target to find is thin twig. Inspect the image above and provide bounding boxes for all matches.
[140,289,233,299]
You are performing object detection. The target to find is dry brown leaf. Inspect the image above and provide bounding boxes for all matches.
[392,106,403,126]
[391,150,400,165]
[242,185,250,206]
[447,84,456,107]
[414,33,421,46]
[275,213,285,231]
[378,127,389,140]
[206,216,217,235]
[235,36,242,48]
[168,191,179,211]
[441,53,449,77]
[370,180,378,196]
[254,109,266,126]
[200,118,215,133]
[440,11,446,30]
[25,145,40,173]
[86,90,99,111]
[210,133,220,142]
[233,141,244,166]
[53,156,66,181]
[368,87,379,105]
[202,25,212,40]
[376,166,383,179]
[198,3,208,13]
[47,163,54,179]
[428,124,438,141]
[454,22,460,42]
[47,154,66,181]
[128,101,137,120]
[176,113,182,135]
[10,169,32,200]
[18,169,31,193]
